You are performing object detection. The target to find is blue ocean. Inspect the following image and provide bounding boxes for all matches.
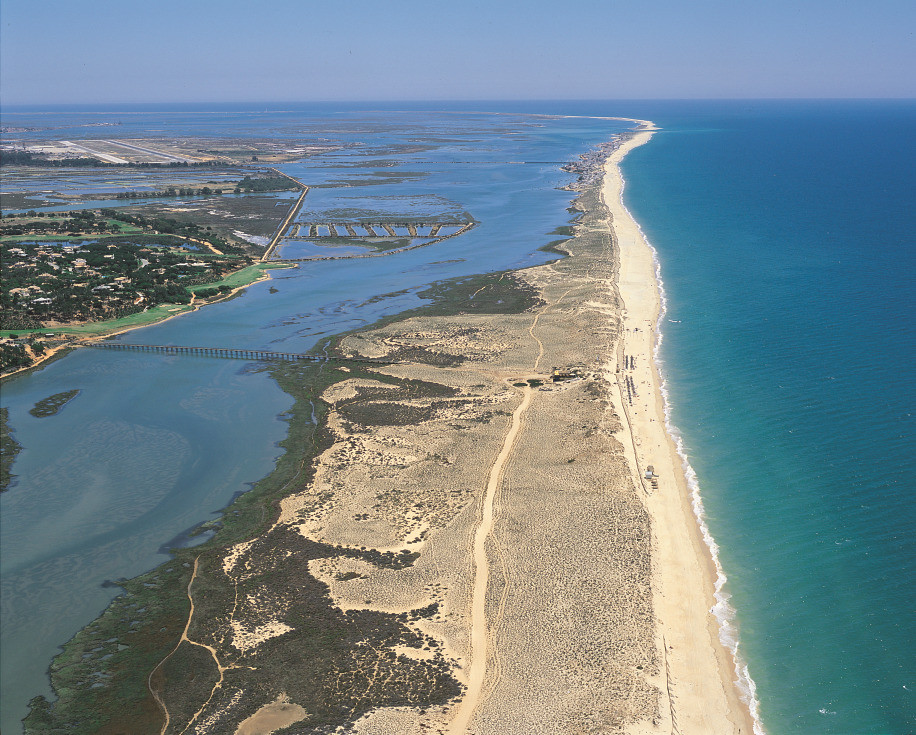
[1,100,913,734]
[620,100,916,734]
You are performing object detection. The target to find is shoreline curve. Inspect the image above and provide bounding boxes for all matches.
[604,122,765,735]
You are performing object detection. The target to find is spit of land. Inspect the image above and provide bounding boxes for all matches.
[19,126,757,734]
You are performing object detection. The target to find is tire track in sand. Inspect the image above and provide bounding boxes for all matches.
[479,292,571,704]
[447,385,533,733]
[447,288,571,732]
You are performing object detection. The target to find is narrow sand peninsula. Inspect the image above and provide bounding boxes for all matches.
[131,125,759,734]
[604,125,757,734]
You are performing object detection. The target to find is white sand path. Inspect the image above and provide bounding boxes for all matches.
[446,383,533,733]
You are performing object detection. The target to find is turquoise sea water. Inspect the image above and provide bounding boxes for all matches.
[1,101,913,733]
[618,100,916,734]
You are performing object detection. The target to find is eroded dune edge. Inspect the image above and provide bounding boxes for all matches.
[28,125,756,735]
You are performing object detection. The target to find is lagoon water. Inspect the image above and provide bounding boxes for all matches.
[1,102,913,733]
[0,108,630,733]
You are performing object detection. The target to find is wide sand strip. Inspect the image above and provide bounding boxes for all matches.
[298,128,757,733]
[141,125,759,734]
[604,126,758,734]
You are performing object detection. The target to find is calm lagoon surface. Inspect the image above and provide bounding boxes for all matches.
[0,107,630,733]
[1,101,913,733]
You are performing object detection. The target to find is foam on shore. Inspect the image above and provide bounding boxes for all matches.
[614,136,766,735]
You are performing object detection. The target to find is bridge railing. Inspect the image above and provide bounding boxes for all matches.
[83,342,393,365]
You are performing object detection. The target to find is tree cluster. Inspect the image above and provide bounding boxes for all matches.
[1,210,122,237]
[115,186,223,199]
[0,342,31,371]
[2,239,241,325]
[234,175,297,193]
[0,150,227,169]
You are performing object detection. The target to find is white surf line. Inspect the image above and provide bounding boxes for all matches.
[447,384,533,734]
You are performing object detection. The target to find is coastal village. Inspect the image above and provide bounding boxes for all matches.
[2,239,240,320]
[0,222,249,372]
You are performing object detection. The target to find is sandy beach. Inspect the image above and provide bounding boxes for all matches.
[605,125,759,734]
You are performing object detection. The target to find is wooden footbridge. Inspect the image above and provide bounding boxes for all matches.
[83,342,392,365]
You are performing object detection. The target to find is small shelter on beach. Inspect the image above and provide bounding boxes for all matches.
[551,367,580,382]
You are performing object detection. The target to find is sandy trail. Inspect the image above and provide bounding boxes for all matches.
[148,557,206,735]
[447,383,533,734]
[148,556,242,735]
[447,287,569,732]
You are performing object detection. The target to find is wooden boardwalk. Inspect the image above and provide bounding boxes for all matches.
[84,342,391,365]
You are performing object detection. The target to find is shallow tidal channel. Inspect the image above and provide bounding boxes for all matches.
[0,108,631,732]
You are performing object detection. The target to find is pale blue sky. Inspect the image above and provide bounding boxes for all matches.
[1,0,914,105]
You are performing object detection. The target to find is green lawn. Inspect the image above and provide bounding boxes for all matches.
[192,262,293,291]
[0,303,195,337]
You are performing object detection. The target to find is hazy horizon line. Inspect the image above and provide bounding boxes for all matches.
[3,96,914,112]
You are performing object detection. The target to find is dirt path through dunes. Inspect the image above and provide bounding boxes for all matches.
[446,384,533,734]
[148,556,240,735]
[529,312,546,371]
[149,557,206,734]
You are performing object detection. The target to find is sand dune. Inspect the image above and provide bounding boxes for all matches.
[173,125,755,733]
